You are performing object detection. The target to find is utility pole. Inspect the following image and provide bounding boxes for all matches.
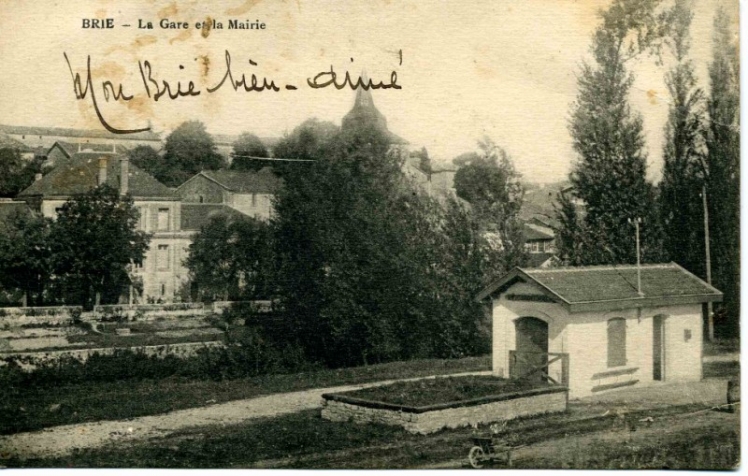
[698,156,714,342]
[629,217,643,297]
[702,184,714,341]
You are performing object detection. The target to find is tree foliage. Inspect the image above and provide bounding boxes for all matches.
[160,121,225,186]
[127,145,162,178]
[704,7,740,335]
[560,0,667,265]
[49,185,150,308]
[0,210,52,305]
[268,120,501,367]
[186,215,275,301]
[658,0,706,278]
[452,139,527,270]
[230,132,270,171]
[0,149,45,198]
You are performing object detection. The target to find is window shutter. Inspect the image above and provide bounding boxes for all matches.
[607,318,627,367]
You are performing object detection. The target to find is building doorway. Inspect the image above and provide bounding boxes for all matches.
[514,316,549,383]
[653,315,666,381]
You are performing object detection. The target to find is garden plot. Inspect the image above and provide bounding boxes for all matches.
[322,376,568,434]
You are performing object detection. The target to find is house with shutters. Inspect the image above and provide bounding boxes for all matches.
[17,151,194,303]
[476,263,722,399]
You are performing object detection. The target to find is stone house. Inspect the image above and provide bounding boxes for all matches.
[17,151,194,303]
[476,263,722,399]
[176,167,283,220]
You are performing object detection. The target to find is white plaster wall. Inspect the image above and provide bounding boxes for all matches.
[229,193,274,220]
[41,199,69,219]
[565,308,652,398]
[662,304,703,382]
[491,282,570,384]
[492,283,705,399]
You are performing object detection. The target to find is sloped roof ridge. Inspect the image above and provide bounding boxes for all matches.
[522,262,679,273]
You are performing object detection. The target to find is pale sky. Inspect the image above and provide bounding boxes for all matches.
[0,0,737,183]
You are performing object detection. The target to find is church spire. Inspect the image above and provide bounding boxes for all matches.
[342,70,388,133]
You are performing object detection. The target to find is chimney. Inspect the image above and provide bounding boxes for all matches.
[120,156,129,196]
[98,157,108,186]
[34,173,42,182]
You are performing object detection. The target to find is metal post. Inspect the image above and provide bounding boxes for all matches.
[702,185,714,342]
[634,218,642,297]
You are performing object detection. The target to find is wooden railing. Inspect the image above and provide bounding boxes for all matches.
[509,351,569,387]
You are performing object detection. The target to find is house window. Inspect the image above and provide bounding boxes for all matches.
[531,241,540,253]
[137,207,146,230]
[607,318,627,367]
[157,244,170,270]
[157,208,170,231]
[544,240,554,253]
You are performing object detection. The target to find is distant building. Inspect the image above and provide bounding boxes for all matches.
[0,124,162,152]
[45,141,131,170]
[0,132,34,161]
[523,222,556,268]
[176,168,283,220]
[17,151,192,303]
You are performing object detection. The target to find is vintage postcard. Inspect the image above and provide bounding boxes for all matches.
[0,0,740,470]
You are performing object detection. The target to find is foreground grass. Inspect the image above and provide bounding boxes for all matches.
[0,355,489,435]
[14,400,737,469]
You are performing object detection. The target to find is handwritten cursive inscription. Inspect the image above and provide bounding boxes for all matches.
[63,50,403,134]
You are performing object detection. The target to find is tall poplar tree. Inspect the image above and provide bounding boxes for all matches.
[562,0,667,265]
[658,0,706,277]
[704,7,740,336]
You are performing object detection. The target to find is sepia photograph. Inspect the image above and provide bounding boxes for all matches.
[0,0,740,470]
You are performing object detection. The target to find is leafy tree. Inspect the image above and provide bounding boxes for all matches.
[0,210,52,305]
[127,145,162,178]
[0,149,25,197]
[562,0,668,265]
[161,121,224,186]
[658,0,706,277]
[273,117,491,366]
[453,139,527,269]
[186,215,275,301]
[230,132,270,171]
[49,185,150,308]
[271,118,339,176]
[704,7,740,336]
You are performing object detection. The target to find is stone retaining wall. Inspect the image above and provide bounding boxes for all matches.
[321,387,567,435]
[0,341,225,370]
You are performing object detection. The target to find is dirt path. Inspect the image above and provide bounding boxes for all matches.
[418,378,735,469]
[0,370,490,460]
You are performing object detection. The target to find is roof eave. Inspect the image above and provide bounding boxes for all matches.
[568,292,724,313]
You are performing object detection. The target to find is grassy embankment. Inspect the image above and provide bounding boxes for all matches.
[0,355,490,435]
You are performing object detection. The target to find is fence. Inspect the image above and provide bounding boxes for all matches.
[509,351,569,387]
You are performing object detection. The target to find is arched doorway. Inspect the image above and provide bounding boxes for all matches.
[514,316,549,383]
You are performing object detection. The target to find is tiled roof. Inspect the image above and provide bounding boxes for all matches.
[18,152,174,199]
[0,124,161,142]
[198,167,283,194]
[0,133,31,152]
[476,263,722,312]
[180,203,251,231]
[523,222,554,241]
